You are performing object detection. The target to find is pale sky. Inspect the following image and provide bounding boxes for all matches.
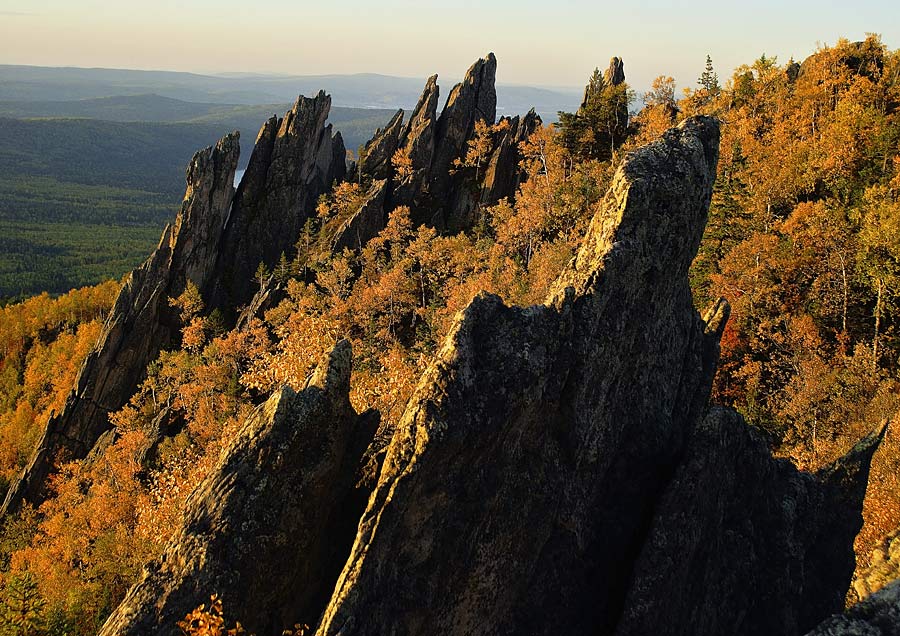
[1,0,898,90]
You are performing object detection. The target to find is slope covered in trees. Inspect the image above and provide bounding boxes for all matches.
[668,37,900,592]
[0,38,897,633]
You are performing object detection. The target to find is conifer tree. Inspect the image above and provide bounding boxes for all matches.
[557,66,631,161]
[0,572,46,636]
[697,54,721,101]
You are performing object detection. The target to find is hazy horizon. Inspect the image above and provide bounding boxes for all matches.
[2,0,899,94]
[0,61,585,92]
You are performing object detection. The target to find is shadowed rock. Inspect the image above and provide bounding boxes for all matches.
[605,56,626,86]
[808,568,900,635]
[357,109,404,182]
[431,53,498,230]
[98,340,383,636]
[317,116,722,635]
[1,133,240,515]
[481,109,541,205]
[393,74,439,211]
[315,116,882,636]
[3,92,348,515]
[208,91,346,311]
[615,413,887,636]
[332,179,389,253]
[348,56,534,238]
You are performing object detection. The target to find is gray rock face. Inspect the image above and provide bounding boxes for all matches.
[393,74,439,211]
[481,109,541,205]
[605,55,626,86]
[615,411,885,636]
[314,116,880,636]
[357,109,404,182]
[1,133,240,516]
[4,92,349,515]
[332,179,389,253]
[98,340,382,636]
[808,577,900,636]
[343,56,535,239]
[235,274,284,331]
[431,53,498,231]
[317,117,723,635]
[209,92,346,311]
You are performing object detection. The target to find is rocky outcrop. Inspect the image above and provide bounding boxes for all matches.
[799,40,885,81]
[3,91,350,514]
[208,92,346,311]
[357,109,404,181]
[314,116,879,636]
[615,411,886,636]
[431,53,498,230]
[481,109,541,204]
[808,577,900,635]
[235,274,284,331]
[332,179,389,253]
[393,74,439,211]
[1,133,240,515]
[605,55,626,86]
[317,117,720,634]
[339,55,535,243]
[99,340,383,636]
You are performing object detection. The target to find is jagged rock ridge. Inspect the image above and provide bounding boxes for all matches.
[353,53,540,238]
[93,114,886,636]
[1,134,240,515]
[1,53,538,515]
[98,340,385,636]
[208,91,346,310]
[315,117,878,636]
[2,92,347,515]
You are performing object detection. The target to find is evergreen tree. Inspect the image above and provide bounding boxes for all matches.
[697,54,721,101]
[0,572,46,636]
[558,67,631,161]
[254,262,270,291]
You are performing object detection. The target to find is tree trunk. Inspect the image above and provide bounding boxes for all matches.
[873,278,883,370]
[838,251,848,335]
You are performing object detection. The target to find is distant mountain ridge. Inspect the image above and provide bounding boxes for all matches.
[0,64,581,119]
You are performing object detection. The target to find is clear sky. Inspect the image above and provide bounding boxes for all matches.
[1,0,898,91]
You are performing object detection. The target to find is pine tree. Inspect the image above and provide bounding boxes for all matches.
[557,66,631,161]
[697,54,721,101]
[277,252,290,284]
[254,262,270,291]
[0,572,46,636]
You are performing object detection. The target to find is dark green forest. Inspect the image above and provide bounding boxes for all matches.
[0,105,395,299]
